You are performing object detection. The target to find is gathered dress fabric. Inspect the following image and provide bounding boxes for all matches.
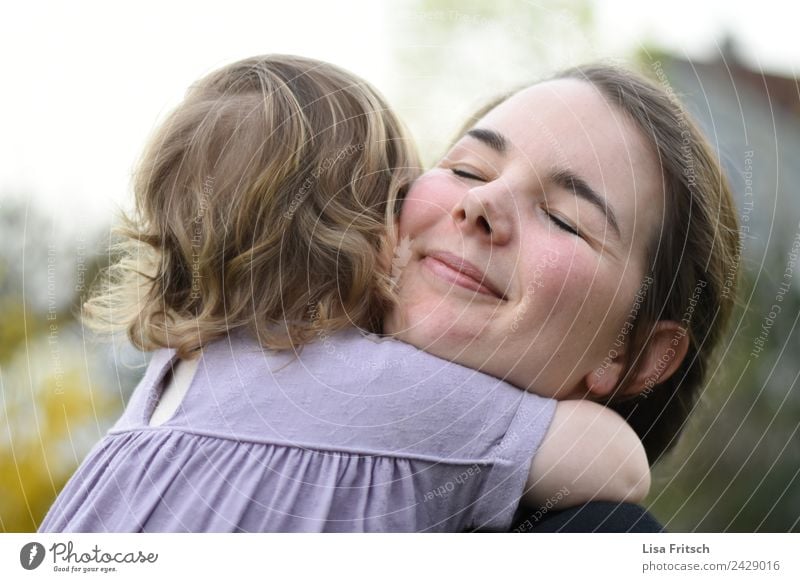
[39,327,556,532]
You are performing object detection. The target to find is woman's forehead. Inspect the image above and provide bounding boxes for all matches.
[479,79,638,153]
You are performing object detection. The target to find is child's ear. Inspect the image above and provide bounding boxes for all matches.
[583,320,690,399]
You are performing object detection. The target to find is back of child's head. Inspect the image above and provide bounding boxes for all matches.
[83,54,420,358]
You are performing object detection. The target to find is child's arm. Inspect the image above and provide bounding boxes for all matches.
[521,400,651,509]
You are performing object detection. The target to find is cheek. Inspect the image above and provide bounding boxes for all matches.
[536,248,629,353]
[396,196,428,240]
[520,240,587,303]
[398,174,460,239]
[516,241,609,336]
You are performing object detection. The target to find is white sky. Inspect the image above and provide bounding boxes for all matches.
[1,0,797,238]
[595,0,800,73]
[0,0,391,237]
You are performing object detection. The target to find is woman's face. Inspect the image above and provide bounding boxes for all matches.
[384,79,664,399]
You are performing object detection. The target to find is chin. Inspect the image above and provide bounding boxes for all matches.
[412,308,486,347]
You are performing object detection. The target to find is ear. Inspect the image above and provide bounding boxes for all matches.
[583,320,690,399]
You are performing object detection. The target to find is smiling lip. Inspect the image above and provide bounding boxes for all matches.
[423,251,506,300]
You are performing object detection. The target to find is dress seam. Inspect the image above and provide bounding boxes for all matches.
[105,425,510,468]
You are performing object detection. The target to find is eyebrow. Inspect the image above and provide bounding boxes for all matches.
[547,168,621,239]
[465,128,507,153]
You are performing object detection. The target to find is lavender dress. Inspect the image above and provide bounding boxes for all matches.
[38,327,556,532]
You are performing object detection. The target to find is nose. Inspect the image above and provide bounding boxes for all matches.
[452,183,513,246]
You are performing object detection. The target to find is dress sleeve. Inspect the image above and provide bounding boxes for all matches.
[469,391,557,531]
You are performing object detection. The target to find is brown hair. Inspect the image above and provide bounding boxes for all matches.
[81,54,420,359]
[454,63,741,465]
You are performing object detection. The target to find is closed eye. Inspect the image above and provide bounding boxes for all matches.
[546,211,580,237]
[451,168,485,181]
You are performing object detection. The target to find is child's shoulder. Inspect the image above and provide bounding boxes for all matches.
[354,330,507,382]
[346,328,447,365]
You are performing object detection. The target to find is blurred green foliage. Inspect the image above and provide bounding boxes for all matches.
[0,198,118,532]
[648,242,800,532]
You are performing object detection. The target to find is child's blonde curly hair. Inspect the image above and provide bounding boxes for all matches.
[82,54,420,359]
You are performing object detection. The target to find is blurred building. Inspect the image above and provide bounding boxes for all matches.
[656,39,800,260]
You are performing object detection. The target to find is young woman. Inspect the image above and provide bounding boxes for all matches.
[39,58,738,532]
